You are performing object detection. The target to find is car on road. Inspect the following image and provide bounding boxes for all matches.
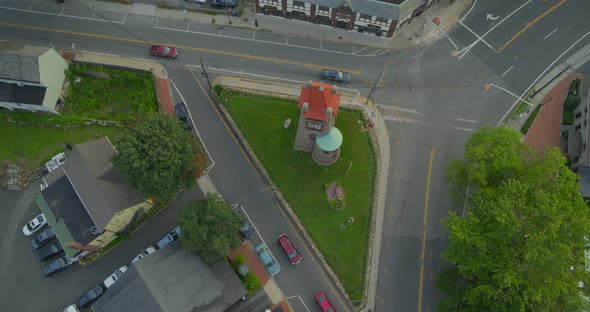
[31,227,55,250]
[255,243,281,276]
[22,213,47,236]
[174,103,194,130]
[149,45,178,58]
[38,243,63,261]
[63,304,80,312]
[277,234,302,265]
[77,284,105,307]
[320,69,351,84]
[239,220,255,240]
[42,256,71,276]
[131,246,156,264]
[211,0,236,8]
[156,226,182,249]
[314,292,335,312]
[104,265,128,288]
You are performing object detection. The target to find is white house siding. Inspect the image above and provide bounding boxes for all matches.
[38,49,68,112]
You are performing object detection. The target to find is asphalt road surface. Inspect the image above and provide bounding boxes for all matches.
[0,0,589,311]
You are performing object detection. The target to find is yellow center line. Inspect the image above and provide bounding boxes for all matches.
[0,21,361,75]
[417,147,435,312]
[498,0,567,53]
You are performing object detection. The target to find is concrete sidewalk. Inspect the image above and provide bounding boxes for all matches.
[86,0,470,49]
[211,76,391,311]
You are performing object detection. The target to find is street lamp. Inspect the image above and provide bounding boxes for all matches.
[225,1,232,25]
[485,83,534,107]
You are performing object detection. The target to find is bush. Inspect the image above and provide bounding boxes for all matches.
[521,105,541,134]
[231,255,246,270]
[569,79,581,96]
[563,109,574,125]
[242,271,262,295]
[564,95,582,111]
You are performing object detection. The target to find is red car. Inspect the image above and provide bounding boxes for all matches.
[149,45,178,58]
[314,292,335,312]
[278,234,302,265]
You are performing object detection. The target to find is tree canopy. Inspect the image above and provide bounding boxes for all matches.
[113,113,204,201]
[439,126,590,312]
[177,193,241,263]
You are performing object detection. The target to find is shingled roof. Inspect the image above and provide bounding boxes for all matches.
[63,137,145,232]
[297,82,340,122]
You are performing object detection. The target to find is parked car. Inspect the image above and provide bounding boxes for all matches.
[239,220,255,240]
[104,265,128,288]
[62,304,80,312]
[314,292,336,312]
[77,284,105,307]
[31,227,55,250]
[255,243,281,276]
[131,246,156,264]
[38,243,64,261]
[320,69,351,84]
[22,213,47,236]
[156,226,182,249]
[185,0,207,3]
[174,103,193,130]
[43,256,71,276]
[277,234,302,265]
[211,0,236,8]
[149,45,178,58]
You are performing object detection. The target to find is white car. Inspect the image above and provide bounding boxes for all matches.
[63,304,79,312]
[131,246,156,264]
[22,214,47,236]
[103,266,128,288]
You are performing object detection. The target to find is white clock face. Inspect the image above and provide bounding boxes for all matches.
[308,122,322,130]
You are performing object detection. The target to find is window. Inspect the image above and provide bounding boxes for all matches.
[585,120,588,127]
[575,124,582,131]
[307,122,323,130]
[293,0,304,7]
[318,5,329,12]
[359,13,372,21]
[376,16,388,23]
[576,112,582,119]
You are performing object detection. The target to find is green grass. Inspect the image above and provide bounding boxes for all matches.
[521,105,541,134]
[512,89,536,118]
[224,93,375,298]
[0,123,126,167]
[64,64,158,123]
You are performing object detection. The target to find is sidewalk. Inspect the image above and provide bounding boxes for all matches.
[211,76,391,311]
[87,0,470,49]
[62,50,176,116]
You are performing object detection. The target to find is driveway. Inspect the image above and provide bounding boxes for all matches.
[0,181,204,311]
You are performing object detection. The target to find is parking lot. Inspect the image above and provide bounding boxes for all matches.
[0,181,204,311]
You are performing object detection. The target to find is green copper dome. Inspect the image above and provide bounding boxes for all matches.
[316,127,343,152]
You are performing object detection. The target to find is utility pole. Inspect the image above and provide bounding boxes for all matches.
[225,2,232,25]
[365,68,387,107]
[199,58,212,90]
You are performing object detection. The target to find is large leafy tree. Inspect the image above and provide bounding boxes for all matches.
[178,193,241,263]
[439,126,590,312]
[113,113,202,201]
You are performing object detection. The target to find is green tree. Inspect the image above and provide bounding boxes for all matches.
[439,126,590,312]
[113,113,200,201]
[178,193,241,263]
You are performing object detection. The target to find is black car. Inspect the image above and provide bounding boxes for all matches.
[77,284,105,307]
[321,69,351,84]
[174,103,193,130]
[38,243,63,261]
[239,220,255,240]
[42,256,71,276]
[211,0,236,8]
[31,227,55,250]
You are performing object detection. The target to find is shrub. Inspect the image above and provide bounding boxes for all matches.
[521,105,541,134]
[242,271,262,295]
[569,79,580,96]
[564,95,581,111]
[563,110,574,125]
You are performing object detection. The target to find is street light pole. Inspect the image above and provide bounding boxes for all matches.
[485,83,534,107]
[225,2,232,25]
[199,58,212,90]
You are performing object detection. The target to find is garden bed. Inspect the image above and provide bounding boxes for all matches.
[221,91,375,299]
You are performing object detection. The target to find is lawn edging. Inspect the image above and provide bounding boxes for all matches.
[211,78,380,307]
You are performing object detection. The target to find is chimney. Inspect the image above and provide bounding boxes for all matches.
[331,85,338,94]
[306,81,313,88]
[325,107,333,132]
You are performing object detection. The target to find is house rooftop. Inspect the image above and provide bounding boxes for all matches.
[41,171,99,246]
[0,81,46,105]
[297,82,340,122]
[0,42,49,83]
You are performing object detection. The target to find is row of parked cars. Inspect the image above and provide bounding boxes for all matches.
[22,214,72,276]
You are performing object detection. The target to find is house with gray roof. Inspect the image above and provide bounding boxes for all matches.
[36,137,154,261]
[253,0,439,38]
[92,240,247,312]
[0,42,68,114]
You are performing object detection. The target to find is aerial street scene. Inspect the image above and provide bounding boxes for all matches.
[1,0,590,311]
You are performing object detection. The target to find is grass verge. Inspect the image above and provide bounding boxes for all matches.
[222,92,374,298]
[521,105,541,134]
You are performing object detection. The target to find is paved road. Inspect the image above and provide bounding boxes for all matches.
[1,0,590,311]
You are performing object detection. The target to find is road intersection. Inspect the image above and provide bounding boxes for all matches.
[0,0,589,311]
